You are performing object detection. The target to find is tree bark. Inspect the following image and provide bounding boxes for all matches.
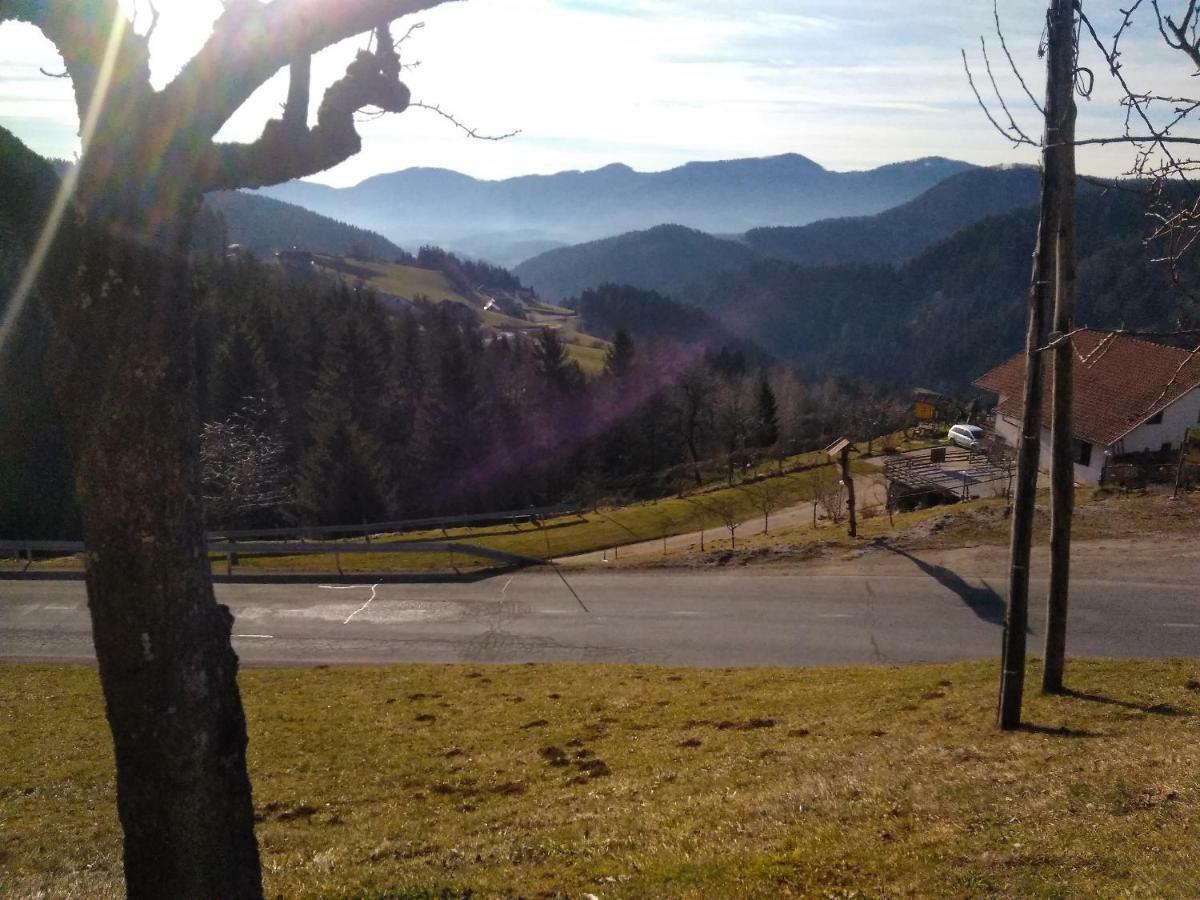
[998,0,1072,730]
[49,212,263,898]
[1044,0,1079,695]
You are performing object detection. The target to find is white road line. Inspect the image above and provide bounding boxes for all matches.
[1161,623,1200,628]
[234,634,274,639]
[502,577,514,597]
[43,605,75,611]
[818,614,855,619]
[341,583,380,625]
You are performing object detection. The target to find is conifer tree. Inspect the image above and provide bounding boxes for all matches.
[753,374,781,449]
[604,328,636,379]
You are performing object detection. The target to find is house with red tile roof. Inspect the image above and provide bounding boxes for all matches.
[974,330,1200,485]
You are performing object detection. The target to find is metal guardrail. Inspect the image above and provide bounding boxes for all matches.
[0,503,585,575]
[206,503,585,541]
[0,538,545,575]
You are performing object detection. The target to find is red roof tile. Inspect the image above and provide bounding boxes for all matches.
[974,329,1200,446]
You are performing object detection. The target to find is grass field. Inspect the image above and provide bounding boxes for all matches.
[319,258,475,307]
[3,659,1199,898]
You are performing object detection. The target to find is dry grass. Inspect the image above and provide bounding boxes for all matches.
[666,487,1200,567]
[3,659,1200,898]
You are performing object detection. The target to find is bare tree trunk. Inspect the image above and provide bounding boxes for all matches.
[841,447,857,538]
[50,217,263,898]
[998,0,1071,730]
[1044,0,1079,695]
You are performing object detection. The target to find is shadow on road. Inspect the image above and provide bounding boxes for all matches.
[886,547,1005,625]
[219,565,524,585]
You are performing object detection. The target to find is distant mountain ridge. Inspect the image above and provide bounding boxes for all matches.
[256,154,976,264]
[514,166,1047,301]
[516,225,758,303]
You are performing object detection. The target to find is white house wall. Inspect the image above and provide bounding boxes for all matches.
[995,412,1107,486]
[1111,386,1200,456]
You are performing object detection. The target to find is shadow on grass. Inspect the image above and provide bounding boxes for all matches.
[1017,723,1107,738]
[886,547,1006,625]
[1060,688,1185,717]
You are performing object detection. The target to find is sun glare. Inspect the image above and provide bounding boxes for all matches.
[0,5,128,362]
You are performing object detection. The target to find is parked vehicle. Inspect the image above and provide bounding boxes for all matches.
[948,424,985,451]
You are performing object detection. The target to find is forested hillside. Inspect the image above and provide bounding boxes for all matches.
[517,225,759,302]
[570,283,756,356]
[201,191,408,259]
[687,187,1200,388]
[742,166,1045,266]
[2,125,908,538]
[5,252,908,537]
[0,126,78,539]
[515,166,1049,302]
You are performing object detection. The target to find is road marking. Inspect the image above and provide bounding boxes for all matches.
[234,634,274,639]
[502,577,514,597]
[818,613,854,619]
[43,605,75,611]
[1161,623,1199,629]
[340,583,380,625]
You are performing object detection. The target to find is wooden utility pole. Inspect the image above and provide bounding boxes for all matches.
[999,0,1076,729]
[842,447,857,538]
[1171,427,1192,500]
[825,439,857,538]
[1043,0,1081,695]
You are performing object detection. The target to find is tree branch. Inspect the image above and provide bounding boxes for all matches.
[283,54,312,131]
[201,25,413,190]
[160,0,458,143]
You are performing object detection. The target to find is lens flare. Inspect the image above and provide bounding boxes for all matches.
[0,9,128,362]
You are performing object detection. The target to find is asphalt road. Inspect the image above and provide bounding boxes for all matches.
[3,565,1198,667]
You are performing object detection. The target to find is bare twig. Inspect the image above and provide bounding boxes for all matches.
[408,101,521,140]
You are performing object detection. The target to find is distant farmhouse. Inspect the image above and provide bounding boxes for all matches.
[975,330,1200,485]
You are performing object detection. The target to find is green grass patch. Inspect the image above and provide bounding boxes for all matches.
[318,258,474,307]
[3,659,1199,897]
[232,458,843,572]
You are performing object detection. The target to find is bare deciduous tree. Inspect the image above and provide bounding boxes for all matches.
[741,477,784,535]
[200,397,293,529]
[813,468,847,526]
[0,2,471,894]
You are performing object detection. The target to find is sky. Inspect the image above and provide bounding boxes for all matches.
[1,0,1196,186]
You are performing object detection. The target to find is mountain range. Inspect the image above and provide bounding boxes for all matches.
[255,154,975,266]
[681,186,1198,388]
[514,166,1047,301]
